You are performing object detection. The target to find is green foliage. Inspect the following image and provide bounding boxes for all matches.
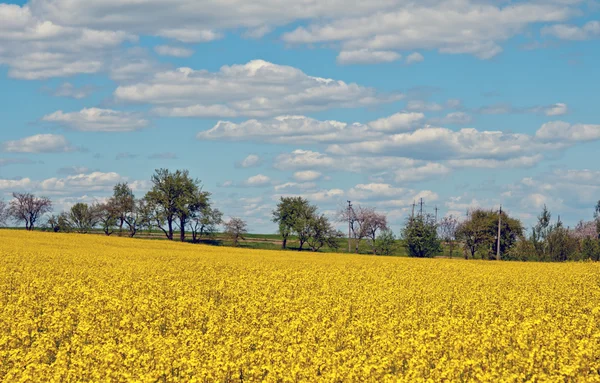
[401,214,442,258]
[272,197,311,249]
[456,209,523,260]
[546,226,579,262]
[144,169,208,241]
[581,237,600,261]
[306,214,342,252]
[505,237,537,262]
[69,203,101,234]
[375,229,397,256]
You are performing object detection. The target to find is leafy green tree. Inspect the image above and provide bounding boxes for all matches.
[111,183,135,235]
[144,169,204,241]
[69,203,102,233]
[456,210,492,259]
[547,226,578,262]
[581,236,600,261]
[306,214,342,252]
[456,209,523,260]
[401,214,442,258]
[272,197,310,249]
[190,205,223,243]
[292,202,318,251]
[375,229,397,256]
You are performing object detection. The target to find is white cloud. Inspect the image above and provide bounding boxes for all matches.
[293,170,322,182]
[239,154,262,168]
[274,182,317,192]
[326,126,567,161]
[405,52,424,64]
[347,183,438,207]
[243,174,272,187]
[0,178,34,190]
[541,20,600,40]
[283,3,574,59]
[543,103,568,116]
[0,171,133,196]
[337,49,401,65]
[42,108,149,132]
[2,134,76,153]
[116,60,400,118]
[536,121,600,142]
[367,112,424,132]
[154,45,194,57]
[0,4,134,79]
[199,112,423,145]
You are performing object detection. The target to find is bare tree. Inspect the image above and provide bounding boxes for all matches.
[9,192,52,231]
[224,217,247,247]
[438,215,459,257]
[363,209,388,254]
[0,199,9,227]
[338,205,386,254]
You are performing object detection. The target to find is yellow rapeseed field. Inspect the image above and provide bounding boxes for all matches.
[1,230,600,382]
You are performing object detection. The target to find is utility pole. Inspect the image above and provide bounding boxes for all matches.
[347,200,352,253]
[434,206,439,222]
[419,198,424,216]
[411,201,416,220]
[496,205,502,261]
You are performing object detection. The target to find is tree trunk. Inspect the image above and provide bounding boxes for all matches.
[180,218,186,242]
[167,218,173,240]
[282,236,287,249]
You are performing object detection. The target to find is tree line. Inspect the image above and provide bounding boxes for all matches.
[2,168,600,261]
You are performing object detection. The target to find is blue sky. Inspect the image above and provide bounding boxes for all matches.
[1,0,599,233]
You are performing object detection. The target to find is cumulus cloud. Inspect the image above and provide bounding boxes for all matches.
[243,174,272,187]
[347,183,438,207]
[283,2,574,59]
[543,103,568,116]
[42,108,149,132]
[154,45,194,57]
[238,154,262,168]
[0,4,134,79]
[535,121,600,142]
[2,134,77,153]
[198,113,421,144]
[293,170,322,182]
[0,171,130,195]
[542,20,600,40]
[116,60,400,118]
